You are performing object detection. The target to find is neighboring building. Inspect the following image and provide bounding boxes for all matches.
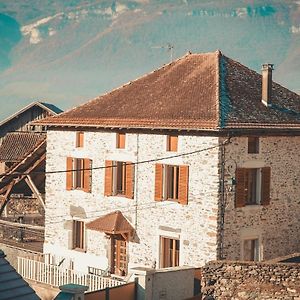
[0,249,40,299]
[37,51,300,276]
[0,101,62,146]
[0,101,62,173]
[0,102,62,252]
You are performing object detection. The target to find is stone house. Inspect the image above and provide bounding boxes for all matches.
[38,51,300,276]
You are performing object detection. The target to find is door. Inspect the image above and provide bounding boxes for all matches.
[111,236,127,276]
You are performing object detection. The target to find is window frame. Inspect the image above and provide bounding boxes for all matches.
[245,168,262,205]
[116,133,126,149]
[113,161,127,196]
[248,137,259,154]
[242,238,260,261]
[66,157,92,193]
[104,160,134,199]
[166,135,178,152]
[72,220,85,251]
[164,165,180,201]
[160,236,180,268]
[76,132,84,148]
[74,158,85,190]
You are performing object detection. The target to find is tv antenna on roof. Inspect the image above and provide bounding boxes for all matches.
[152,43,174,62]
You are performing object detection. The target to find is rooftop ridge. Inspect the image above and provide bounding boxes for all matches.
[47,51,219,121]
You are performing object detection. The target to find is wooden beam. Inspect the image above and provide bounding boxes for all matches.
[0,153,46,194]
[0,180,15,216]
[25,175,45,210]
[0,218,44,231]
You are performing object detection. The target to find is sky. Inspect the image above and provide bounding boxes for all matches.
[0,0,300,120]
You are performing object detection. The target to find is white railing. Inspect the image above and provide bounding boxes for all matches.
[17,257,124,292]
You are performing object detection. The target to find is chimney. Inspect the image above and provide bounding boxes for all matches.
[261,64,274,107]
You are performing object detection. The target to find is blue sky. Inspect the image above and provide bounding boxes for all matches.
[0,0,300,120]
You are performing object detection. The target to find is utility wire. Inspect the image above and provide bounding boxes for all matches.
[0,139,230,178]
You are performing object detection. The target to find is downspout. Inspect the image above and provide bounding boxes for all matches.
[218,142,226,260]
[135,133,140,230]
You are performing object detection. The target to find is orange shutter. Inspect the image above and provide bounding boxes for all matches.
[104,160,113,196]
[116,133,126,149]
[154,164,163,201]
[76,132,84,147]
[125,162,134,199]
[178,165,189,205]
[83,159,92,193]
[169,135,178,152]
[235,168,246,207]
[66,157,73,190]
[261,167,271,206]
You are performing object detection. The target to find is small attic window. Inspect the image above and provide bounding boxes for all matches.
[76,132,84,148]
[248,137,259,154]
[116,133,126,149]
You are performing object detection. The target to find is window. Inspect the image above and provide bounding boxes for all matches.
[166,165,179,200]
[248,137,259,154]
[167,135,178,152]
[72,220,85,250]
[66,157,92,192]
[154,164,188,205]
[160,237,180,268]
[116,133,126,149]
[104,160,134,199]
[74,158,84,189]
[243,239,260,261]
[76,132,84,148]
[245,168,260,205]
[235,167,271,207]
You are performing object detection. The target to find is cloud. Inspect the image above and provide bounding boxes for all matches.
[21,13,63,44]
[290,25,300,34]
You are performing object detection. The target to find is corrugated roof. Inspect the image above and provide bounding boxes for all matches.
[36,51,300,132]
[0,250,40,300]
[0,132,46,162]
[86,211,134,235]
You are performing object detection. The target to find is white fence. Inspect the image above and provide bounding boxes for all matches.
[17,256,124,292]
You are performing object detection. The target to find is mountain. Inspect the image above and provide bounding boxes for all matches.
[0,0,300,120]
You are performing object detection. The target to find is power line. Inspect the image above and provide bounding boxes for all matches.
[0,139,230,179]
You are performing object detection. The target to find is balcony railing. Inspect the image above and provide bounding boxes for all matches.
[17,256,125,292]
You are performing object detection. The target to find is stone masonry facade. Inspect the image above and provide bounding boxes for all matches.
[44,131,300,272]
[44,130,220,272]
[222,136,300,261]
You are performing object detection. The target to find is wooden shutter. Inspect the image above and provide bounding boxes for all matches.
[178,165,189,205]
[167,135,178,152]
[125,162,134,199]
[117,133,126,149]
[104,160,113,196]
[261,167,271,206]
[235,168,246,207]
[83,159,92,193]
[154,164,163,201]
[76,132,84,147]
[66,157,73,190]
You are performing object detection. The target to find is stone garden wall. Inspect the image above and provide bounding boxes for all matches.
[201,260,300,300]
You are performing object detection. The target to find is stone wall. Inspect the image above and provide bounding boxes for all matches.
[221,136,300,261]
[44,130,220,272]
[201,260,300,300]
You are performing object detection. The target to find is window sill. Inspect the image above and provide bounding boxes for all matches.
[72,248,86,253]
[242,204,263,211]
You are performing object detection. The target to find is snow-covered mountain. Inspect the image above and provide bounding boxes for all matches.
[0,0,300,119]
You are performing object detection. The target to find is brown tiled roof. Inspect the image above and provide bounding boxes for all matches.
[0,132,46,162]
[37,51,300,132]
[86,211,134,235]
